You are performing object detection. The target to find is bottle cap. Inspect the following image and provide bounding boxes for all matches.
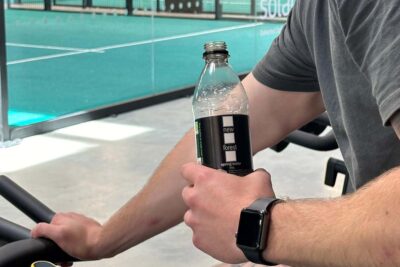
[203,41,229,58]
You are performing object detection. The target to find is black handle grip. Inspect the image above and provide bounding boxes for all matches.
[0,175,55,223]
[324,158,349,195]
[0,238,77,267]
[285,130,338,151]
[0,217,31,242]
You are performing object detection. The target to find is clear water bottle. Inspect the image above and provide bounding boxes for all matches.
[192,41,253,176]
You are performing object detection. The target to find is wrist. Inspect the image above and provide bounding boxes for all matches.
[87,225,106,260]
[236,197,283,265]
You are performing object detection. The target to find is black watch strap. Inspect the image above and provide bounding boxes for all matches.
[245,197,282,266]
[245,247,277,266]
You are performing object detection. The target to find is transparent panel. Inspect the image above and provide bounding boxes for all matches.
[7,0,45,10]
[53,0,84,7]
[152,0,290,96]
[4,0,291,130]
[5,0,156,127]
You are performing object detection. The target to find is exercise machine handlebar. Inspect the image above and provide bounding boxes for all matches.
[0,175,55,223]
[0,217,31,242]
[285,129,338,151]
[0,238,75,266]
[0,175,77,266]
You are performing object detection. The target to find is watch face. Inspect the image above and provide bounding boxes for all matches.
[236,210,264,249]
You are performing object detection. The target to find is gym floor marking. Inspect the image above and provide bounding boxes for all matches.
[6,22,263,66]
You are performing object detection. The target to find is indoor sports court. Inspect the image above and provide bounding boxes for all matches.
[0,1,346,266]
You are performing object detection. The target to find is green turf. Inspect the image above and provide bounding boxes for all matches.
[5,9,284,127]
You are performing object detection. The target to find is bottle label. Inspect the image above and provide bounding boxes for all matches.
[194,114,253,176]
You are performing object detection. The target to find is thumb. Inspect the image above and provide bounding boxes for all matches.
[249,168,272,184]
[246,168,275,196]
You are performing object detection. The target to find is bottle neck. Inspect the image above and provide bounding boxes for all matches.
[204,54,229,64]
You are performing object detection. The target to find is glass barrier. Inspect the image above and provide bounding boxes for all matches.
[2,0,291,138]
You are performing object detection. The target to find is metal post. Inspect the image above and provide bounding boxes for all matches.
[83,0,93,8]
[156,0,160,12]
[0,1,10,143]
[215,0,222,20]
[44,0,51,10]
[126,0,133,16]
[250,0,256,16]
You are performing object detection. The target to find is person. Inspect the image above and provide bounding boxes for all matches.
[31,0,400,266]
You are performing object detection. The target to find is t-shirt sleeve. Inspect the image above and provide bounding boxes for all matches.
[336,0,400,125]
[252,0,320,92]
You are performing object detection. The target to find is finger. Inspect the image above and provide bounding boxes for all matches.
[183,210,195,227]
[248,168,272,185]
[245,168,275,196]
[182,185,196,207]
[254,168,271,177]
[31,222,63,243]
[180,162,202,184]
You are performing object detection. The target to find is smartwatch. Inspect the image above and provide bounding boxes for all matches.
[236,197,282,265]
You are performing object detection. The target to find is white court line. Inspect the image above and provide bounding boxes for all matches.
[6,42,104,53]
[97,22,263,51]
[7,22,263,65]
[7,51,87,65]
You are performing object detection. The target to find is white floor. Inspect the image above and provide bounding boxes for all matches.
[0,97,343,266]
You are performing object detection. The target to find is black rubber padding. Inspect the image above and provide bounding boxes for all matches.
[0,175,55,223]
[0,238,76,267]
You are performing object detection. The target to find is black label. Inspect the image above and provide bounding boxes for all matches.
[195,114,253,176]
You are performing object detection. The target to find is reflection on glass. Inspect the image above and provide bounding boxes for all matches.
[5,0,290,127]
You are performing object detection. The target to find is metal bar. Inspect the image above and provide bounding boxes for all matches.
[215,0,222,19]
[44,0,52,10]
[250,0,256,16]
[84,0,93,8]
[126,0,133,15]
[10,72,249,140]
[0,1,10,142]
[10,87,193,139]
[156,0,160,12]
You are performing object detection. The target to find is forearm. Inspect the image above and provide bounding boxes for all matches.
[94,130,196,258]
[264,166,400,267]
[93,74,326,259]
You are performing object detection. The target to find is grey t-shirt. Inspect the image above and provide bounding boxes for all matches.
[253,0,400,192]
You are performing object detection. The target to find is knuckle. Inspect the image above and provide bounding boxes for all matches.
[183,211,194,226]
[182,189,197,207]
[192,235,202,249]
[31,224,43,237]
[196,172,208,184]
[255,168,272,183]
[51,213,65,224]
[181,162,194,177]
